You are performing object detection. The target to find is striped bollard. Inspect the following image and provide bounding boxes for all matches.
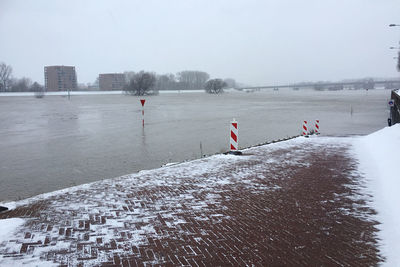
[302,120,308,136]
[228,119,242,155]
[315,120,320,135]
[230,119,238,151]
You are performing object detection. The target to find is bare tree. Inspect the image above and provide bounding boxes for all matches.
[155,73,177,90]
[124,71,136,84]
[205,79,227,94]
[177,71,209,89]
[10,77,32,92]
[124,71,157,96]
[31,82,45,98]
[0,62,13,92]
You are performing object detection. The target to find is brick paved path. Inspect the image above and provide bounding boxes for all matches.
[0,137,382,266]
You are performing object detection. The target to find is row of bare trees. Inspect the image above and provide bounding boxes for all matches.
[0,62,44,94]
[1,62,236,95]
[123,70,236,95]
[124,70,236,91]
[0,62,12,92]
[176,71,210,90]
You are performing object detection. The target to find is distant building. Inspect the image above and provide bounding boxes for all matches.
[44,66,77,91]
[99,73,126,91]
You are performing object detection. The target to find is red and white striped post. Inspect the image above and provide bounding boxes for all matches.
[230,119,238,151]
[140,99,146,127]
[315,120,320,135]
[302,120,308,136]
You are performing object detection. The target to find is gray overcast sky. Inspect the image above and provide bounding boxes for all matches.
[1,0,399,86]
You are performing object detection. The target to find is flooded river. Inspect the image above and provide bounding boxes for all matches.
[0,89,390,201]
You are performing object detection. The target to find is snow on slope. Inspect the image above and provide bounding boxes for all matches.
[354,124,400,266]
[0,218,26,260]
[0,218,25,242]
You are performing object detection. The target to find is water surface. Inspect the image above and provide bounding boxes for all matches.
[0,89,390,201]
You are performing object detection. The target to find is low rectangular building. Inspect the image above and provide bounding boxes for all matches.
[99,73,126,91]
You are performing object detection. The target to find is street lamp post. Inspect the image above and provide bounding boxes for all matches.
[389,24,400,62]
[389,23,400,125]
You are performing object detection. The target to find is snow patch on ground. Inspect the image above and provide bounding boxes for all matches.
[0,202,16,211]
[353,124,400,266]
[0,218,26,246]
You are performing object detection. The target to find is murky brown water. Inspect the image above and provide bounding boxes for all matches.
[0,89,390,201]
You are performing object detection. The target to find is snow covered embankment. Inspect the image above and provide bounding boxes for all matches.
[0,218,25,249]
[354,124,400,266]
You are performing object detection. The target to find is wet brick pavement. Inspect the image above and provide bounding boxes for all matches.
[0,137,382,266]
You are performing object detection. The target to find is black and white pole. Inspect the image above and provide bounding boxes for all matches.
[140,99,146,127]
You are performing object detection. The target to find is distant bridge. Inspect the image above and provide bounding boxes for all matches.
[238,79,400,90]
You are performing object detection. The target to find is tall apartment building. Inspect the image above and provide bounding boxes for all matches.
[44,66,77,91]
[99,73,126,90]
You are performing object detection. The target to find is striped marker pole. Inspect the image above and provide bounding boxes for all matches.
[302,120,308,136]
[230,119,238,151]
[315,120,320,135]
[140,99,146,127]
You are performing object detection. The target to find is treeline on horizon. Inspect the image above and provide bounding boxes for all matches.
[0,62,44,93]
[0,61,238,92]
[120,70,237,91]
[2,61,399,93]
